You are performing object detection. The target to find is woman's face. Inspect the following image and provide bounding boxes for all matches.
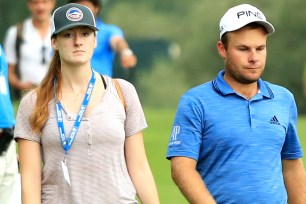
[52,26,97,67]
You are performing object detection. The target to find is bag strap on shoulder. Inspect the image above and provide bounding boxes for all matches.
[10,21,24,100]
[15,21,24,80]
[113,79,126,111]
[15,22,24,61]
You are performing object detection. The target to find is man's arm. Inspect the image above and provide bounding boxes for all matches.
[171,156,216,204]
[110,36,137,69]
[282,159,306,204]
[8,64,33,91]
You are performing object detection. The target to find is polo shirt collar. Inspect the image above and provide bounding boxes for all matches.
[212,70,274,99]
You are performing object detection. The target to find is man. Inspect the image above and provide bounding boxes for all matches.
[0,44,20,204]
[4,0,55,98]
[68,0,137,77]
[166,4,306,203]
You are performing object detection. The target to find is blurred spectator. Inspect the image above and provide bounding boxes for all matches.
[68,0,137,77]
[0,44,20,204]
[4,0,56,99]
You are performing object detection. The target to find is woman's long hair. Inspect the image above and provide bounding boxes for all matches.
[29,49,62,134]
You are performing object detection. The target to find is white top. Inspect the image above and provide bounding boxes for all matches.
[4,18,52,85]
[14,76,147,203]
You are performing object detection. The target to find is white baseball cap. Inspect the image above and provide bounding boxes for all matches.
[219,4,275,39]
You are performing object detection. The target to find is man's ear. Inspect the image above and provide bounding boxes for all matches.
[217,41,226,59]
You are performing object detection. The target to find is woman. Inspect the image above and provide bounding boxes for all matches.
[15,3,159,204]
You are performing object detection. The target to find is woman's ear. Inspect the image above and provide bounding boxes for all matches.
[51,38,58,50]
[93,35,97,49]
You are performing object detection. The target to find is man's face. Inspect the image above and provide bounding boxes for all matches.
[28,0,56,21]
[218,26,268,85]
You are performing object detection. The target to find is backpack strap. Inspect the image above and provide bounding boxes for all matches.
[15,22,24,77]
[113,79,126,111]
[10,21,24,100]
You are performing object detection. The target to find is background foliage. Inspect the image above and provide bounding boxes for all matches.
[1,0,306,112]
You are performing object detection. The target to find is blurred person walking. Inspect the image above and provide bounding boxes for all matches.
[14,3,159,203]
[166,4,306,204]
[68,0,137,77]
[0,44,20,204]
[4,0,56,99]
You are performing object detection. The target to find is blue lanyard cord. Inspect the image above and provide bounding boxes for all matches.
[54,70,96,154]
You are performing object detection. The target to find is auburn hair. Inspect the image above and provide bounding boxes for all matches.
[29,50,62,134]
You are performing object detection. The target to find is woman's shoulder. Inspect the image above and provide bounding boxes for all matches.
[115,78,134,88]
[102,75,136,91]
[19,89,37,107]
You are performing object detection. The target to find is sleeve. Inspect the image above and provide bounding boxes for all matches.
[109,25,124,39]
[281,97,304,159]
[117,79,147,137]
[14,91,41,143]
[166,94,203,161]
[3,25,18,65]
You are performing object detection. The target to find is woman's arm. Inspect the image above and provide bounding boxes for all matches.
[124,131,160,204]
[18,138,42,204]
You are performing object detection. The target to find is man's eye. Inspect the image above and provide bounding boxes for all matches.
[257,47,266,51]
[238,47,247,51]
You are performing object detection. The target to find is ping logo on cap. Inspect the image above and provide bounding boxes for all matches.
[66,7,84,22]
[236,10,263,20]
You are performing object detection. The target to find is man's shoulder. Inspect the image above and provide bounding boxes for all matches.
[185,81,214,95]
[10,18,31,29]
[263,81,292,94]
[6,18,31,35]
[97,19,123,33]
[262,80,295,102]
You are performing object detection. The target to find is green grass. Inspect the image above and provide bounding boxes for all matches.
[143,107,188,204]
[143,107,306,204]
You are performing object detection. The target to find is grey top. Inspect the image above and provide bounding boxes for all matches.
[15,76,147,204]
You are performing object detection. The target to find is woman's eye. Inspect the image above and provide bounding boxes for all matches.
[64,33,73,38]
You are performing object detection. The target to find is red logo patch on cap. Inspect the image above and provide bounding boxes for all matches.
[66,7,83,21]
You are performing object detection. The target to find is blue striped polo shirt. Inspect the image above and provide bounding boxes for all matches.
[167,70,303,203]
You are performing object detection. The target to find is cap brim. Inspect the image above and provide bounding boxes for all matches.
[225,20,275,35]
[52,23,99,35]
[255,21,275,35]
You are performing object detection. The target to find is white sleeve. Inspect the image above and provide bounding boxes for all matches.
[117,79,147,136]
[4,26,18,65]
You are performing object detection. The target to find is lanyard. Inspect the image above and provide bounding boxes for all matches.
[55,70,96,156]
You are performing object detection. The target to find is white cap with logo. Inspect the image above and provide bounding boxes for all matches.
[219,4,275,39]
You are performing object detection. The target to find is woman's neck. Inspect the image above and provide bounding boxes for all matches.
[61,66,93,94]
